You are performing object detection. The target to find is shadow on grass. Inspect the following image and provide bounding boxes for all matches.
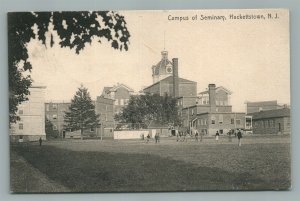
[11,144,288,192]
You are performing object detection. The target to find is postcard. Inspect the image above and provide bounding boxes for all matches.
[9,9,290,192]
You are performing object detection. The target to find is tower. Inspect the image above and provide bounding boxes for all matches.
[152,50,173,83]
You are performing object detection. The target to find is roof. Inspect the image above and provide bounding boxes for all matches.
[109,83,134,92]
[143,75,196,90]
[246,100,278,107]
[153,60,173,75]
[103,87,113,94]
[198,86,232,95]
[101,84,134,96]
[251,108,290,120]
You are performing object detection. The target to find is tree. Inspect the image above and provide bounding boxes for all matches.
[115,94,181,128]
[64,85,100,139]
[8,11,130,124]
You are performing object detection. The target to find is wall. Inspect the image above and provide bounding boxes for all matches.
[114,130,149,139]
[10,86,46,142]
[143,83,160,95]
[252,116,291,134]
[45,102,70,136]
[194,113,245,136]
[179,82,197,97]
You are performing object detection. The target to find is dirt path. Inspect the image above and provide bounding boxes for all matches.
[10,150,70,193]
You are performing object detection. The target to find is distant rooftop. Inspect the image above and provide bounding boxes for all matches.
[250,108,290,120]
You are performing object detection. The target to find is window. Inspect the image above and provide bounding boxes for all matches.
[52,114,57,120]
[211,116,216,124]
[114,100,118,105]
[52,104,57,110]
[191,109,194,115]
[271,120,275,127]
[120,99,124,105]
[46,104,49,111]
[90,128,95,132]
[264,120,268,128]
[231,118,235,124]
[204,119,207,125]
[19,123,23,130]
[19,110,23,115]
[219,114,223,124]
[53,125,57,130]
[236,119,241,125]
[105,105,108,111]
[216,100,219,105]
[110,92,115,99]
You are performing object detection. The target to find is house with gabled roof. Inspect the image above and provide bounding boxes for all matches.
[101,83,134,115]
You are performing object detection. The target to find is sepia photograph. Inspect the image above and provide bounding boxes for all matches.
[8,9,291,193]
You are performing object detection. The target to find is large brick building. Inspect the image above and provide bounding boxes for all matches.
[10,85,47,142]
[182,84,248,136]
[143,51,197,103]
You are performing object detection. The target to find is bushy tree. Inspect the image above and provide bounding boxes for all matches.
[115,94,180,128]
[8,11,130,123]
[64,85,100,139]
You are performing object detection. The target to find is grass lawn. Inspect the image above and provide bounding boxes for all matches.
[10,135,291,192]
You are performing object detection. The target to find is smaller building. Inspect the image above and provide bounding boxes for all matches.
[95,96,115,138]
[45,101,71,137]
[101,83,134,115]
[10,85,47,142]
[251,108,290,135]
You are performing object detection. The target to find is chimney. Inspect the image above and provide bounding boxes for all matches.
[172,58,179,98]
[208,84,216,112]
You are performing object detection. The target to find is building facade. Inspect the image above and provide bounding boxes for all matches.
[181,84,247,136]
[251,108,290,135]
[45,102,71,137]
[95,96,114,138]
[101,83,134,115]
[10,85,47,142]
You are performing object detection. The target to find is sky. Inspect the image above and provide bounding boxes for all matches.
[26,9,290,112]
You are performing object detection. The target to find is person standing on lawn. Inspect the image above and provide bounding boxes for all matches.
[215,131,220,142]
[155,132,160,143]
[194,129,199,142]
[39,137,42,146]
[237,129,243,146]
[200,130,204,142]
[228,130,232,142]
[146,133,151,143]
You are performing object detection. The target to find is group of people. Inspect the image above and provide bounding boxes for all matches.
[176,129,205,142]
[145,132,160,143]
[215,129,243,146]
[143,129,243,146]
